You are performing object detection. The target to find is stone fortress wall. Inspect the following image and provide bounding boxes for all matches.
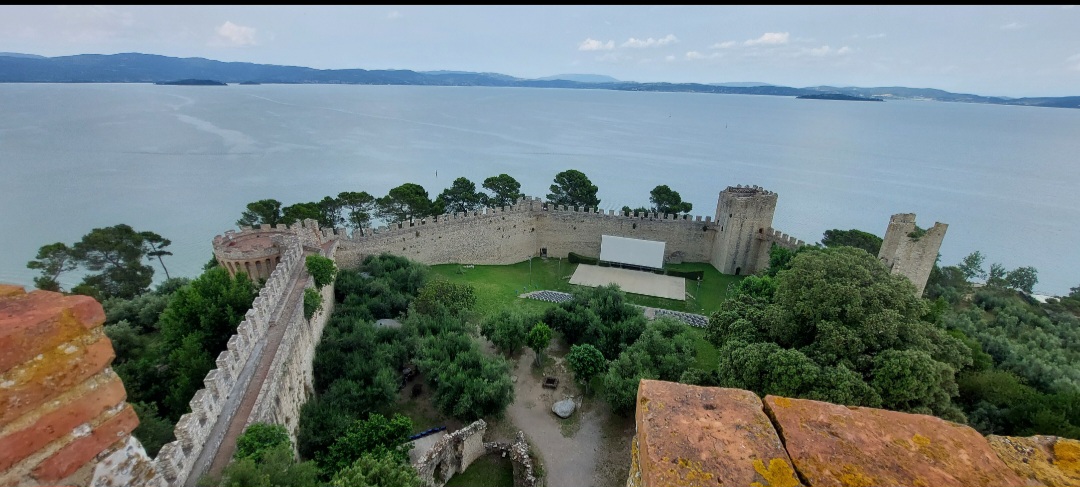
[878,213,948,296]
[153,232,307,486]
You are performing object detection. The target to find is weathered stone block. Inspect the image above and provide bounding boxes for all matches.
[0,336,116,425]
[0,288,105,372]
[635,379,801,487]
[31,404,139,483]
[988,435,1080,486]
[764,395,1028,487]
[0,375,126,471]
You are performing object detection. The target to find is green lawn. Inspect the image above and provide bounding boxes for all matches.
[430,258,731,372]
[444,454,515,487]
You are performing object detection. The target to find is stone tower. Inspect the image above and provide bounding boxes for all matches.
[710,185,778,275]
[878,213,948,296]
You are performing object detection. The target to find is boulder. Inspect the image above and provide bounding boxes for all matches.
[552,398,575,418]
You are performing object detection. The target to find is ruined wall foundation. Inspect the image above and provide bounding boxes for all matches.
[878,213,947,296]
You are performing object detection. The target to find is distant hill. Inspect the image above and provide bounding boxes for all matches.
[0,52,1076,109]
[708,81,775,87]
[536,74,620,83]
[0,52,46,59]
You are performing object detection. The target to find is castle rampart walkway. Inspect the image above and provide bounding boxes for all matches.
[187,263,310,486]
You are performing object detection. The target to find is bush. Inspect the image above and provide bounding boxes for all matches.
[303,287,323,320]
[235,423,290,462]
[306,254,338,289]
[567,252,598,265]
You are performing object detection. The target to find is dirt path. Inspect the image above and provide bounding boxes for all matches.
[504,340,606,487]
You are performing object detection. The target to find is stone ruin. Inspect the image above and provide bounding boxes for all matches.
[412,419,539,487]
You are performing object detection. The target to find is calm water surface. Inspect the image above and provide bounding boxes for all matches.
[0,84,1077,295]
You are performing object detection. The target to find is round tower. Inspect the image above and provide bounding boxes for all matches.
[212,227,290,281]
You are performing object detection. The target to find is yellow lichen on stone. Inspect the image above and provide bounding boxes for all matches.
[750,458,801,487]
[1054,439,1080,474]
[661,457,716,486]
[837,464,874,487]
[772,397,792,408]
[912,434,931,447]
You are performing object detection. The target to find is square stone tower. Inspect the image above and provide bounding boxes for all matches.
[711,185,778,275]
[878,213,948,296]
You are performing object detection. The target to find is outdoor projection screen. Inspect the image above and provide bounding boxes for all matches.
[599,235,665,269]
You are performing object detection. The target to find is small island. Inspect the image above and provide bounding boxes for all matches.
[238,81,261,85]
[796,93,884,102]
[155,79,227,86]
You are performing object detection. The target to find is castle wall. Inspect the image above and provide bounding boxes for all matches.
[0,285,159,487]
[334,200,542,268]
[534,206,716,265]
[153,235,304,487]
[247,261,336,446]
[878,213,947,296]
[413,420,488,487]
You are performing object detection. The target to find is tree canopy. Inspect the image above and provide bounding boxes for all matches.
[237,199,284,228]
[376,183,436,223]
[437,177,486,214]
[707,246,971,420]
[482,173,525,207]
[820,229,883,256]
[649,185,693,215]
[547,169,600,209]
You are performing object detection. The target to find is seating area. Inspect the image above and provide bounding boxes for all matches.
[524,290,574,303]
[654,309,709,328]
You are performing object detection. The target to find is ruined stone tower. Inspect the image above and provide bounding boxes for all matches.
[710,185,778,275]
[878,213,948,296]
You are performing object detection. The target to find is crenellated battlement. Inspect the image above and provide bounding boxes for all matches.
[153,234,304,486]
[762,227,806,250]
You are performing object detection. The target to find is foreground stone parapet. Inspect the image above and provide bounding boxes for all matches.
[988,435,1080,486]
[632,379,802,487]
[763,395,1029,487]
[0,284,158,487]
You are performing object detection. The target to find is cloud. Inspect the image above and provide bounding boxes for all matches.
[621,34,679,48]
[711,41,736,49]
[867,33,886,39]
[685,50,721,60]
[212,21,257,47]
[665,55,675,62]
[386,10,401,19]
[1001,22,1025,30]
[744,32,789,46]
[806,45,852,57]
[579,37,614,51]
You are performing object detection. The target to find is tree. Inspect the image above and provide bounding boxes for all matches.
[438,177,485,214]
[376,183,434,223]
[26,242,78,291]
[412,278,476,316]
[1005,266,1039,294]
[527,322,553,366]
[649,185,693,215]
[987,263,1008,288]
[237,199,284,228]
[303,288,322,320]
[212,443,320,487]
[140,231,173,280]
[330,452,423,487]
[482,174,525,208]
[820,229,883,256]
[235,423,291,462]
[480,309,531,355]
[547,169,600,209]
[282,202,322,226]
[318,196,345,228]
[321,413,413,474]
[337,191,376,229]
[621,205,651,217]
[567,344,606,395]
[958,251,987,281]
[71,224,155,300]
[306,254,338,289]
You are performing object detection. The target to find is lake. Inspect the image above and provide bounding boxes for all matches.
[0,83,1077,295]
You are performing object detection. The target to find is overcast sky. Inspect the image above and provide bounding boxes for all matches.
[2,5,1078,98]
